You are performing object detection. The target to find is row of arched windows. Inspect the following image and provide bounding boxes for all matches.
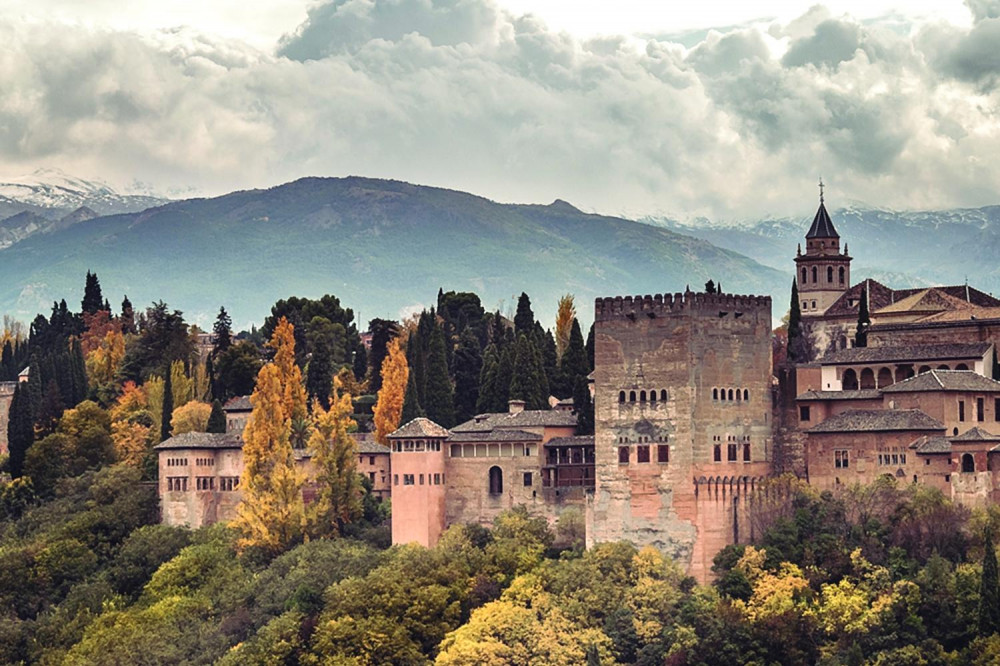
[712,387,750,402]
[841,364,970,390]
[617,435,668,444]
[801,265,845,285]
[618,389,669,404]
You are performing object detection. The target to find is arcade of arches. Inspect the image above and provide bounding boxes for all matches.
[840,363,971,390]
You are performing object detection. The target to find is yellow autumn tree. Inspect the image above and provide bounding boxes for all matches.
[269,316,308,424]
[373,337,408,445]
[232,363,305,555]
[109,381,154,467]
[554,294,575,360]
[170,400,212,435]
[85,328,126,388]
[306,389,362,538]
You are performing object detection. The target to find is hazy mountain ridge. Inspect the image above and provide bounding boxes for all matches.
[647,205,1000,297]
[0,176,787,328]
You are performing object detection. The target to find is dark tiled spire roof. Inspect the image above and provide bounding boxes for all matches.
[805,202,839,239]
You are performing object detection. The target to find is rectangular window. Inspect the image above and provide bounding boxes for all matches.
[714,444,721,462]
[637,445,650,463]
[369,455,375,465]
[523,472,532,487]
[799,405,810,422]
[727,444,737,462]
[657,445,669,463]
[743,442,751,462]
[196,477,215,491]
[403,474,415,485]
[451,444,462,457]
[369,472,375,483]
[996,398,1000,421]
[835,450,849,469]
[977,398,985,422]
[959,400,966,422]
[419,474,424,485]
[434,473,441,485]
[618,446,629,464]
[220,477,239,491]
[394,474,399,486]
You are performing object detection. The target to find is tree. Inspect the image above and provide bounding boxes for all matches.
[233,363,305,556]
[555,295,576,362]
[307,391,362,538]
[367,319,399,395]
[424,322,456,427]
[212,307,233,354]
[855,283,870,348]
[170,401,212,435]
[705,279,717,294]
[7,382,33,478]
[559,318,589,399]
[268,317,308,426]
[214,341,262,400]
[476,344,501,414]
[373,338,408,445]
[262,295,359,368]
[452,329,482,424]
[787,278,805,364]
[305,316,346,410]
[401,372,424,423]
[981,530,1000,637]
[207,400,226,433]
[514,292,534,336]
[120,295,136,335]
[574,376,594,435]
[352,344,368,384]
[81,271,104,315]
[509,334,545,410]
[160,368,173,442]
[119,301,193,382]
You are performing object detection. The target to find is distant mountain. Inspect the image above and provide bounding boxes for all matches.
[0,177,787,328]
[648,205,1000,299]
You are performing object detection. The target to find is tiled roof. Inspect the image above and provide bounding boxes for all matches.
[894,285,1000,309]
[545,436,595,447]
[805,202,839,238]
[797,390,881,401]
[389,417,450,439]
[881,370,1000,394]
[819,342,993,365]
[448,429,542,443]
[951,427,1000,442]
[917,306,1000,323]
[909,435,952,454]
[451,410,578,433]
[806,409,944,433]
[223,395,253,411]
[351,433,390,454]
[154,432,243,450]
[823,280,896,318]
[874,288,973,316]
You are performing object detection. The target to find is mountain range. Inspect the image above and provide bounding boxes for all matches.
[0,177,786,329]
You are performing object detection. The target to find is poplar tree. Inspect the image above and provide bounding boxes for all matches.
[269,317,308,426]
[307,391,362,538]
[160,368,174,442]
[981,529,1000,636]
[207,399,226,433]
[233,363,305,556]
[554,294,576,360]
[424,322,456,427]
[373,338,408,444]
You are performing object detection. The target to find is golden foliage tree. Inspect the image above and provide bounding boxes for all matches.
[233,363,305,555]
[268,316,307,424]
[85,328,126,388]
[373,337,408,445]
[170,401,212,435]
[554,294,576,360]
[109,381,154,467]
[306,390,362,538]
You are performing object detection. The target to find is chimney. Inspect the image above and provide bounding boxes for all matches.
[508,399,526,415]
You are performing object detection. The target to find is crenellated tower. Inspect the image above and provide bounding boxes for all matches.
[794,181,851,317]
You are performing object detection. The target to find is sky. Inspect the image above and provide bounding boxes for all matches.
[2,0,999,220]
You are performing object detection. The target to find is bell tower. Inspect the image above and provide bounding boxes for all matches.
[794,180,851,317]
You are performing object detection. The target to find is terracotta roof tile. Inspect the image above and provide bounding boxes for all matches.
[389,417,450,439]
[951,427,1000,442]
[545,436,595,447]
[447,429,543,442]
[881,370,1000,394]
[806,409,944,433]
[223,395,253,411]
[451,410,577,432]
[909,435,952,453]
[153,432,243,450]
[819,342,992,365]
[797,390,881,401]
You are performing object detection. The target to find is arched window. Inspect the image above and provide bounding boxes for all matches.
[827,266,833,282]
[956,364,969,371]
[859,368,876,390]
[649,391,656,403]
[713,388,718,400]
[839,266,845,284]
[962,453,975,474]
[728,389,734,401]
[660,389,668,401]
[619,391,626,403]
[812,266,818,283]
[736,389,742,402]
[801,268,807,283]
[639,390,646,402]
[629,390,636,402]
[877,367,893,388]
[489,466,503,494]
[743,389,749,401]
[842,368,859,391]
[918,365,931,375]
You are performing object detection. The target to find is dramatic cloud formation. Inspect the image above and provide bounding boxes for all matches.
[1,0,999,218]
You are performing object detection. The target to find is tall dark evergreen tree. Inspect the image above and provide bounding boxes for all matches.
[534,323,558,399]
[585,322,595,372]
[558,318,590,398]
[37,379,64,436]
[6,383,33,478]
[1,340,12,381]
[704,279,717,294]
[121,295,136,334]
[352,344,368,384]
[81,271,104,314]
[423,323,455,427]
[305,316,344,410]
[855,283,870,348]
[207,399,227,434]
[476,344,501,414]
[494,345,514,411]
[787,279,804,364]
[161,368,174,443]
[212,307,233,353]
[401,372,424,423]
[981,529,1000,636]
[490,310,507,347]
[452,329,482,424]
[514,292,534,336]
[573,375,594,435]
[367,318,399,395]
[509,333,547,410]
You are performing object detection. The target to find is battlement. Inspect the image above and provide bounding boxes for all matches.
[594,291,771,322]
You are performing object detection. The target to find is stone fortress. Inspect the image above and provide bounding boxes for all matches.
[153,188,1000,582]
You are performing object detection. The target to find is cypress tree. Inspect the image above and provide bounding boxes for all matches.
[534,324,558,399]
[71,337,88,404]
[531,339,550,408]
[207,399,227,433]
[352,344,368,383]
[476,344,500,414]
[514,292,534,336]
[787,278,803,364]
[401,372,424,423]
[81,270,104,314]
[559,318,589,398]
[1,340,12,381]
[161,368,174,442]
[121,295,136,334]
[494,345,514,411]
[705,279,716,294]
[981,529,1000,636]
[367,318,399,395]
[574,375,594,435]
[7,383,33,478]
[509,334,546,410]
[423,323,455,427]
[37,379,64,436]
[855,283,870,348]
[453,329,482,424]
[490,310,506,347]
[212,307,233,353]
[585,322,595,372]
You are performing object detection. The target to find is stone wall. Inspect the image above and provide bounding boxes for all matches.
[587,291,773,582]
[0,382,14,456]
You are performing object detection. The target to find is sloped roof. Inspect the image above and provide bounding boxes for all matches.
[448,429,543,443]
[917,306,1000,324]
[797,389,881,401]
[819,342,992,365]
[881,370,1000,394]
[451,410,578,433]
[351,433,390,454]
[874,288,974,316]
[223,395,253,412]
[909,435,952,454]
[545,435,595,447]
[894,285,1000,309]
[154,432,243,450]
[806,202,839,238]
[806,409,943,433]
[951,427,1000,442]
[389,417,450,439]
[823,280,896,318]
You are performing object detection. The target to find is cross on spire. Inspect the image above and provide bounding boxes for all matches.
[819,177,825,204]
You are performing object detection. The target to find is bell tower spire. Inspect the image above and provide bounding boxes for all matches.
[794,181,852,318]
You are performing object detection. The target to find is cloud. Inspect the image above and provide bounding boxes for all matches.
[1,1,1000,220]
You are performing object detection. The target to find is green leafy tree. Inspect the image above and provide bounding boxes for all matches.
[981,530,1000,636]
[6,382,33,477]
[214,341,262,400]
[573,376,594,435]
[305,316,346,410]
[306,392,362,538]
[211,307,232,354]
